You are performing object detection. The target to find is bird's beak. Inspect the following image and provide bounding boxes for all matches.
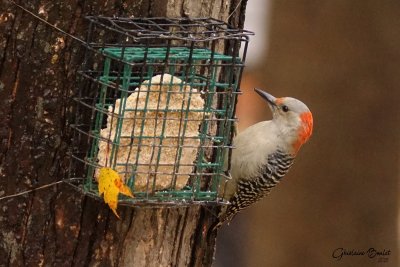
[254,88,277,109]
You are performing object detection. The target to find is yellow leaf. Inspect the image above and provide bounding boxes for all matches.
[114,177,134,198]
[98,167,134,218]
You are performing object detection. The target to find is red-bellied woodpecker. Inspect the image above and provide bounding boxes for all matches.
[215,88,313,228]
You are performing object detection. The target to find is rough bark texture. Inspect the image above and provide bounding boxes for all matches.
[0,0,246,266]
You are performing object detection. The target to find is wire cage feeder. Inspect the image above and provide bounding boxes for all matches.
[69,17,252,205]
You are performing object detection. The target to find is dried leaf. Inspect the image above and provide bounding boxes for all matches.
[98,167,134,218]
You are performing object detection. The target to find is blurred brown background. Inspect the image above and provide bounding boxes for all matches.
[215,0,399,266]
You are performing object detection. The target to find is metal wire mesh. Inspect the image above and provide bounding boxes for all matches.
[69,17,252,205]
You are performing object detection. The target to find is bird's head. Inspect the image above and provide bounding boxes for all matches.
[255,88,313,154]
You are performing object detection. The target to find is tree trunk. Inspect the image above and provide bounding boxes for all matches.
[0,0,246,266]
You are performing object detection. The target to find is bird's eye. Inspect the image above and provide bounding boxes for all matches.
[282,105,289,112]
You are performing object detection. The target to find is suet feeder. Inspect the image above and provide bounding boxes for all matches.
[69,17,252,205]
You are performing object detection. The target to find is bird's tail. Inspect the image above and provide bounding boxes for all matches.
[210,204,237,231]
[207,220,221,242]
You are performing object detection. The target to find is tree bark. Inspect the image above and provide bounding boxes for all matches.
[0,0,246,266]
